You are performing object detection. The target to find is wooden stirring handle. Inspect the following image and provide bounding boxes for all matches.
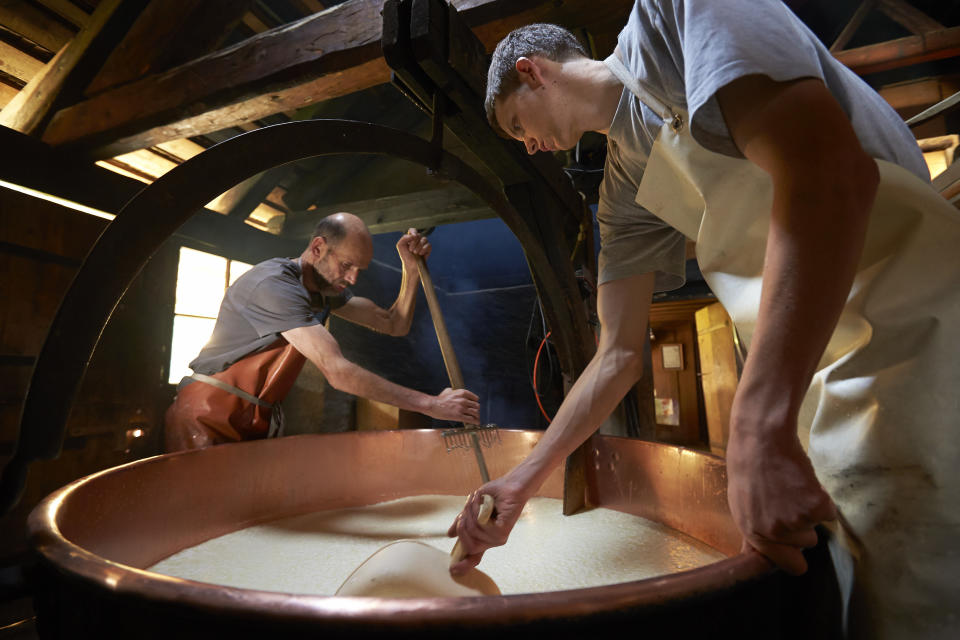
[415,256,465,390]
[416,256,491,482]
[450,494,495,566]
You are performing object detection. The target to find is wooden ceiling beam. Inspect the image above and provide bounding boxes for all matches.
[85,0,255,97]
[0,82,18,109]
[291,0,327,14]
[34,0,91,29]
[876,0,945,37]
[0,0,126,135]
[878,75,960,110]
[283,186,493,238]
[830,0,878,53]
[43,0,390,158]
[41,0,632,159]
[0,125,141,215]
[0,0,75,53]
[932,156,960,204]
[154,138,206,163]
[834,25,960,76]
[0,42,44,83]
[241,11,271,34]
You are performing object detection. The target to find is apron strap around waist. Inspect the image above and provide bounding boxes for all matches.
[189,373,274,409]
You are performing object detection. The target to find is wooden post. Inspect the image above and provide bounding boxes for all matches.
[695,303,740,456]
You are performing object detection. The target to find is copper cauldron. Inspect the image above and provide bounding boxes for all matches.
[28,429,842,639]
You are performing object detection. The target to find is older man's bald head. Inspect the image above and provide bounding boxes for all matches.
[312,212,372,247]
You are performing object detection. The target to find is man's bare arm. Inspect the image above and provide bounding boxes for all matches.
[716,75,879,574]
[282,323,479,423]
[332,228,429,336]
[448,272,655,574]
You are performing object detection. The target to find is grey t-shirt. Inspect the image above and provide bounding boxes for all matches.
[187,257,352,377]
[597,0,930,290]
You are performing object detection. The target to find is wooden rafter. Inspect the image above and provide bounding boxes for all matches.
[833,25,960,76]
[0,0,125,135]
[831,0,946,53]
[292,0,327,13]
[0,0,75,53]
[40,0,633,158]
[0,82,18,109]
[34,0,90,29]
[241,11,271,34]
[0,42,44,83]
[830,0,878,53]
[933,158,960,203]
[284,186,493,237]
[85,1,255,97]
[877,0,945,36]
[879,76,960,110]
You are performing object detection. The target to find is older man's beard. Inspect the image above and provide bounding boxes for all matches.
[302,260,335,293]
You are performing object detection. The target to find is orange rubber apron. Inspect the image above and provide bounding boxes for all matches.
[164,339,306,451]
[606,53,960,639]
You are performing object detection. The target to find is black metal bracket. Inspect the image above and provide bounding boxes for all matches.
[382,0,595,382]
[382,0,599,516]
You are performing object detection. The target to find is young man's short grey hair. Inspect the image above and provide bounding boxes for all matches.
[484,23,588,138]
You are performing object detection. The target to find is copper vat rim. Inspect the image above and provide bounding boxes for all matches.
[28,430,774,628]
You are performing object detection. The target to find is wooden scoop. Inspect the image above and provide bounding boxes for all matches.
[450,494,494,567]
[335,539,500,598]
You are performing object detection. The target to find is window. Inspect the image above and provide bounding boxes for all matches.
[168,247,252,384]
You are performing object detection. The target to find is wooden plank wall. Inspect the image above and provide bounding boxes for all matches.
[0,188,177,556]
[647,298,718,449]
[648,320,703,448]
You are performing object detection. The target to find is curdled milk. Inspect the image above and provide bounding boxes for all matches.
[149,495,725,595]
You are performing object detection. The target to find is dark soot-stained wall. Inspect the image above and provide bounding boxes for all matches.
[329,216,562,430]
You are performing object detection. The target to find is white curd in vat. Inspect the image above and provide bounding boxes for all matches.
[150,495,725,595]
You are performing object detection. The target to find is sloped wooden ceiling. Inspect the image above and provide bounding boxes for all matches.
[1,0,958,241]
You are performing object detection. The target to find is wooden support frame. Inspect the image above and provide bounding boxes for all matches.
[283,185,494,236]
[34,0,91,29]
[383,0,598,515]
[834,25,960,76]
[39,0,633,158]
[0,0,148,136]
[0,1,75,53]
[878,75,960,110]
[876,0,945,36]
[84,0,255,97]
[0,41,44,84]
[830,0,878,53]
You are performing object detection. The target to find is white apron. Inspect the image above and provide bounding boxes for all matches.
[605,54,960,639]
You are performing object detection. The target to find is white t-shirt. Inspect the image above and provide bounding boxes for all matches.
[597,0,929,290]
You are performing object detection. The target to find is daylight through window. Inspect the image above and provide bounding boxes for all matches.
[168,247,251,384]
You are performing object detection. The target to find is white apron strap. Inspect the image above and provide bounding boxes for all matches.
[603,53,683,131]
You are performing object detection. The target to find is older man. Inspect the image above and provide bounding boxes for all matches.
[165,212,479,451]
[449,2,959,638]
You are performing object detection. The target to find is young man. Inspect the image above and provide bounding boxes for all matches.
[165,212,480,450]
[448,2,959,637]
